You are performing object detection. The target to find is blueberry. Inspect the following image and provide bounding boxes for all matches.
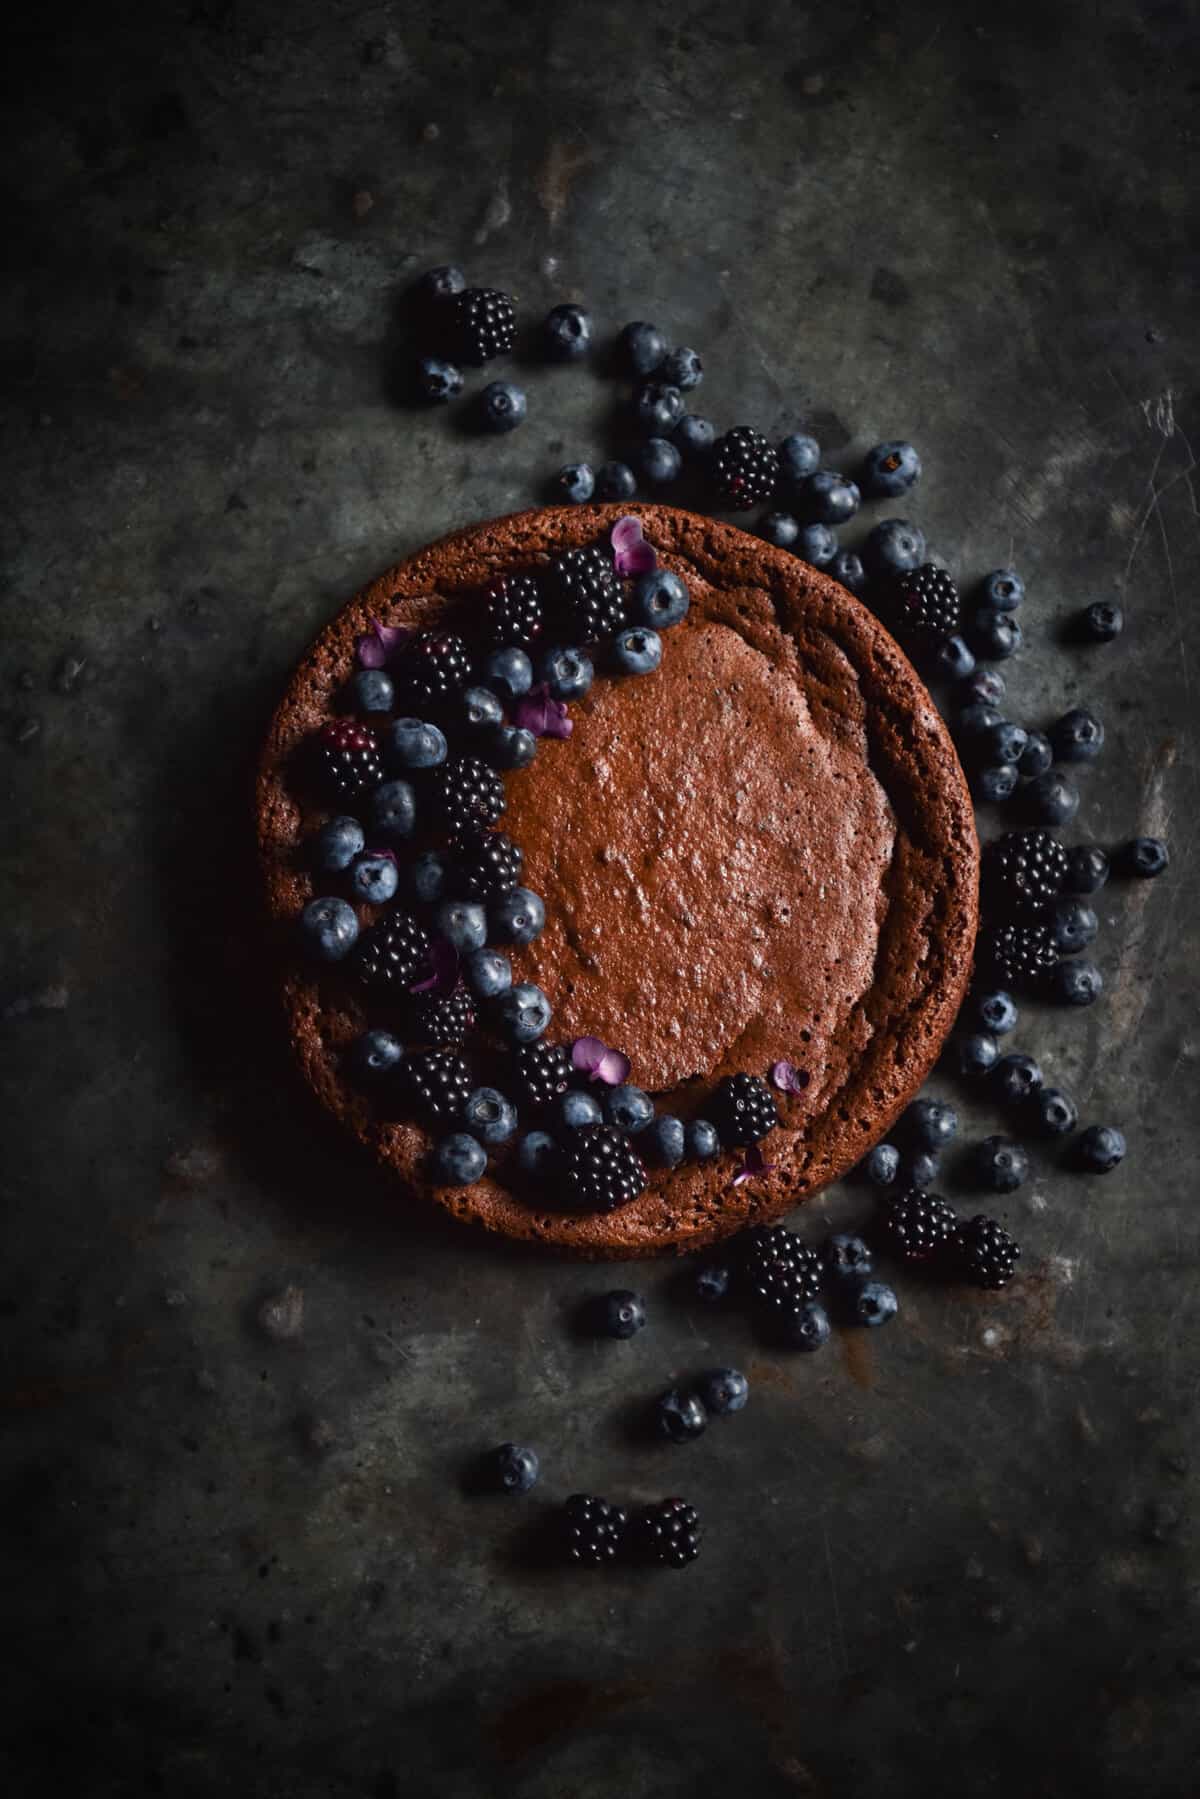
[479,380,526,433]
[612,626,662,676]
[1118,836,1169,878]
[1050,957,1102,1006]
[637,438,682,485]
[1080,600,1123,643]
[414,264,465,305]
[904,1097,959,1150]
[484,647,534,703]
[958,1031,999,1076]
[831,549,867,596]
[494,982,552,1044]
[408,849,448,905]
[1025,771,1079,826]
[978,569,1025,611]
[1074,1124,1126,1173]
[974,764,1019,804]
[351,668,395,714]
[994,1052,1042,1104]
[301,896,359,962]
[605,1084,655,1134]
[697,1367,749,1414]
[618,320,667,377]
[543,302,591,361]
[685,1119,720,1161]
[931,634,976,681]
[436,899,488,952]
[1050,707,1104,763]
[904,1149,941,1190]
[387,717,447,771]
[349,852,399,905]
[960,667,1007,707]
[661,346,703,390]
[760,511,800,549]
[975,1135,1028,1193]
[554,1089,604,1133]
[849,1280,899,1327]
[1032,1087,1078,1137]
[824,1235,873,1282]
[634,381,685,435]
[454,685,504,735]
[631,568,690,629]
[1018,730,1053,780]
[778,1300,831,1352]
[802,470,860,526]
[517,1130,558,1179]
[489,724,537,770]
[313,815,365,873]
[464,948,512,1000]
[490,886,545,945]
[957,701,1003,740]
[539,646,593,700]
[864,1142,901,1187]
[349,1029,403,1081]
[656,1388,706,1442]
[673,414,716,459]
[975,990,1018,1035]
[556,462,596,504]
[796,522,838,568]
[432,1132,487,1186]
[463,1087,519,1146]
[370,779,416,843]
[645,1114,685,1167]
[488,1442,540,1494]
[863,519,926,578]
[415,356,463,403]
[695,1263,730,1301]
[980,721,1028,766]
[601,1290,646,1339]
[1051,898,1098,954]
[595,460,637,501]
[860,440,921,498]
[778,433,821,485]
[969,610,1023,660]
[1064,844,1109,893]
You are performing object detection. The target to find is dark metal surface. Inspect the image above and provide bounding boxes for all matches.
[2,2,1198,1794]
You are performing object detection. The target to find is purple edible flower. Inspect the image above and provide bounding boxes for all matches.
[731,1144,777,1187]
[770,1059,810,1094]
[513,683,573,740]
[610,515,657,577]
[356,617,411,669]
[571,1035,632,1086]
[409,935,459,996]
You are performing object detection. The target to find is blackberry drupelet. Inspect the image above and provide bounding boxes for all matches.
[955,1215,1021,1289]
[890,563,961,645]
[313,719,383,802]
[981,920,1059,990]
[560,1125,647,1213]
[392,632,473,716]
[742,1225,823,1327]
[484,572,544,651]
[560,1494,628,1568]
[983,829,1070,918]
[449,826,523,900]
[879,1188,958,1263]
[448,286,516,364]
[431,756,506,832]
[353,910,432,996]
[548,543,626,643]
[711,427,779,509]
[511,1039,573,1110]
[635,1498,702,1568]
[710,1072,779,1146]
[400,1049,472,1124]
[409,984,476,1047]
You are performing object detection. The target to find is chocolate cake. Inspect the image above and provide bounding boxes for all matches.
[257,503,979,1257]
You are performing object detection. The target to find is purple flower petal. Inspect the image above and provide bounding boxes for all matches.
[357,633,388,669]
[610,515,658,577]
[363,847,399,865]
[514,685,574,740]
[571,1036,609,1077]
[357,617,411,669]
[610,516,643,554]
[595,1047,631,1086]
[771,1059,810,1095]
[731,1144,777,1187]
[410,936,459,995]
[541,697,573,739]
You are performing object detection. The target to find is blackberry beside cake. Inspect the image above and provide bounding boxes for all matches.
[256,503,978,1257]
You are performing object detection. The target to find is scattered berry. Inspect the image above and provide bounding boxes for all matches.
[1051,898,1099,954]
[543,302,591,361]
[968,610,1023,661]
[955,1215,1021,1289]
[402,1049,472,1124]
[1018,731,1053,780]
[980,721,1028,766]
[673,414,716,459]
[860,441,921,498]
[891,563,961,646]
[862,518,926,578]
[349,851,399,905]
[595,460,638,501]
[1118,836,1169,878]
[879,1189,957,1263]
[975,1136,1028,1193]
[904,1097,959,1151]
[777,433,821,485]
[823,1235,873,1282]
[612,626,662,676]
[904,1149,941,1190]
[560,1493,627,1567]
[452,679,501,735]
[958,1031,1000,1076]
[973,989,1018,1035]
[354,909,431,993]
[957,701,1003,741]
[1050,957,1103,1006]
[432,1132,487,1186]
[414,264,465,306]
[604,1084,655,1135]
[554,1088,604,1134]
[796,522,838,567]
[408,849,448,905]
[484,572,544,651]
[760,511,800,549]
[983,829,1069,918]
[695,1263,730,1301]
[489,724,537,770]
[464,947,512,1000]
[493,981,553,1044]
[300,895,359,961]
[711,1072,779,1146]
[370,778,416,844]
[635,1497,702,1567]
[448,286,516,364]
[993,1052,1043,1105]
[386,716,448,771]
[849,1280,898,1327]
[1064,844,1110,893]
[617,320,666,377]
[1075,1124,1126,1173]
[778,1300,831,1351]
[351,668,395,713]
[314,719,383,801]
[661,346,703,389]
[742,1226,824,1330]
[637,438,682,485]
[512,1040,573,1110]
[600,1290,646,1339]
[931,634,976,681]
[974,765,1018,804]
[435,897,487,952]
[656,1389,707,1444]
[697,1368,749,1414]
[415,356,462,403]
[631,567,690,629]
[864,1142,902,1187]
[978,569,1024,611]
[1080,600,1123,642]
[831,549,867,595]
[313,815,365,873]
[960,667,1008,707]
[392,632,473,716]
[487,1443,539,1494]
[431,756,506,832]
[348,1029,403,1081]
[982,920,1059,989]
[802,470,861,525]
[410,985,476,1048]
[634,381,685,435]
[463,1087,518,1146]
[450,826,522,901]
[685,1119,720,1161]
[517,1130,559,1180]
[645,1114,685,1167]
[1031,1087,1078,1137]
[1050,707,1104,763]
[549,543,625,643]
[711,427,779,509]
[559,1124,646,1213]
[483,646,534,703]
[490,886,545,945]
[556,463,595,504]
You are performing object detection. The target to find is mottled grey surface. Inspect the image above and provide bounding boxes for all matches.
[2,1,1199,1794]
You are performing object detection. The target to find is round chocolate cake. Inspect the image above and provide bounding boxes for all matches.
[257,504,978,1257]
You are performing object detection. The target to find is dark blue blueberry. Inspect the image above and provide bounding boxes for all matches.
[1032,1087,1078,1137]
[695,1263,730,1301]
[301,896,359,962]
[432,1132,487,1186]
[860,440,921,498]
[543,303,591,361]
[494,982,552,1044]
[1074,1124,1126,1173]
[697,1367,749,1414]
[779,1301,831,1352]
[1025,771,1079,826]
[931,634,976,681]
[974,764,1019,804]
[489,724,537,770]
[1118,836,1169,878]
[601,1290,646,1339]
[904,1097,959,1150]
[351,668,395,714]
[1051,898,1098,954]
[415,356,463,403]
[464,947,513,1000]
[387,717,447,771]
[994,1052,1042,1104]
[823,1235,873,1282]
[904,1150,941,1189]
[612,626,662,676]
[1018,730,1053,780]
[831,549,867,596]
[539,646,593,701]
[637,438,682,485]
[463,1086,519,1146]
[488,1442,540,1494]
[957,701,1003,739]
[554,1089,604,1133]
[517,1130,558,1179]
[645,1114,685,1167]
[796,522,838,568]
[778,433,821,484]
[802,470,860,525]
[1050,707,1104,763]
[656,1389,707,1442]
[1050,957,1102,1006]
[980,721,1028,765]
[349,852,399,906]
[975,1135,1028,1193]
[484,647,534,703]
[618,320,667,377]
[978,569,1025,612]
[960,667,1007,708]
[631,568,690,629]
[595,460,638,501]
[455,685,505,735]
[969,610,1023,660]
[313,815,365,873]
[863,518,926,578]
[556,462,596,505]
[849,1280,898,1327]
[370,778,416,843]
[1080,600,1123,643]
[958,1031,999,1076]
[975,989,1018,1035]
[490,886,545,945]
[685,1119,720,1161]
[661,346,703,390]
[414,264,465,305]
[479,380,526,432]
[673,414,716,459]
[760,511,800,549]
[1064,844,1110,893]
[435,898,487,952]
[864,1142,901,1187]
[349,1029,403,1081]
[605,1084,655,1134]
[408,849,448,906]
[634,381,685,435]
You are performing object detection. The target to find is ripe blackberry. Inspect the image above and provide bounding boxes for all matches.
[512,1039,573,1110]
[711,427,779,509]
[430,756,506,832]
[878,1188,958,1263]
[484,571,544,651]
[409,984,476,1047]
[710,1072,779,1147]
[353,910,431,996]
[983,829,1070,919]
[560,1493,628,1568]
[955,1214,1021,1289]
[980,920,1059,991]
[392,632,473,716]
[448,285,516,365]
[449,826,522,900]
[635,1497,702,1568]
[891,563,961,645]
[400,1048,472,1124]
[560,1124,647,1213]
[548,544,626,643]
[741,1225,823,1327]
[312,719,383,802]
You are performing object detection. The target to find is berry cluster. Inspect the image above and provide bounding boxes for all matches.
[559,1493,702,1570]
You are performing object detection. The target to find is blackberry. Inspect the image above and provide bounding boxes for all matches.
[891,563,961,645]
[878,1188,958,1263]
[635,1497,702,1568]
[512,1040,572,1109]
[449,826,522,900]
[560,1493,628,1568]
[448,285,516,365]
[710,1072,778,1147]
[430,756,506,832]
[312,719,383,802]
[392,632,473,716]
[548,543,626,643]
[400,1048,472,1124]
[409,984,476,1048]
[955,1215,1021,1290]
[983,829,1070,919]
[559,1124,647,1213]
[711,427,779,509]
[353,910,432,996]
[484,572,544,651]
[981,920,1059,990]
[741,1225,823,1327]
